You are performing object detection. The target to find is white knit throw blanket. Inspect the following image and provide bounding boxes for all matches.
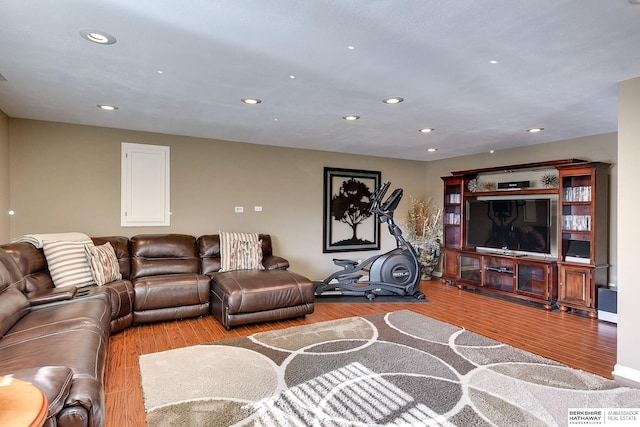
[11,232,91,248]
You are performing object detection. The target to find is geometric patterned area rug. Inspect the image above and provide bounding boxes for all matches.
[139,310,640,426]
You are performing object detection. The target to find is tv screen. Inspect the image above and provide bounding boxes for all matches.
[466,198,552,255]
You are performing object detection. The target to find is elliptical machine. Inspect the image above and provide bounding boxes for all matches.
[314,182,425,300]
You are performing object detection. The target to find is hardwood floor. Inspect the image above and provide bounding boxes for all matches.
[104,279,617,427]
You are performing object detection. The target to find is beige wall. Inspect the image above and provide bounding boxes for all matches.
[0,110,9,243]
[424,132,618,284]
[6,112,634,385]
[7,119,619,282]
[615,77,640,386]
[8,119,428,279]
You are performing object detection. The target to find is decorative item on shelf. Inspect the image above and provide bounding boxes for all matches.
[467,178,481,192]
[483,181,496,191]
[540,173,559,188]
[404,196,443,280]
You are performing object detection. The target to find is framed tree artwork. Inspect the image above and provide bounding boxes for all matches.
[323,167,381,253]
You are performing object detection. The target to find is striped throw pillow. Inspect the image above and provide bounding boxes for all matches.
[42,240,95,288]
[85,242,122,286]
[219,232,265,272]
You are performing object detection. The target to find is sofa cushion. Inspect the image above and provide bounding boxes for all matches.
[42,240,95,288]
[0,298,111,350]
[85,242,122,286]
[130,234,199,280]
[0,249,30,336]
[0,287,30,337]
[0,327,107,374]
[212,269,315,315]
[0,242,53,293]
[219,232,264,272]
[197,235,222,275]
[133,273,210,311]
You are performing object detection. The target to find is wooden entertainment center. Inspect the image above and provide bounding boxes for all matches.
[441,159,610,317]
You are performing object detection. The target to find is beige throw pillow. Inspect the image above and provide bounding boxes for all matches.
[219,231,265,272]
[228,240,264,271]
[85,242,122,286]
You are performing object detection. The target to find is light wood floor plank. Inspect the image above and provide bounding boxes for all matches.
[104,280,617,426]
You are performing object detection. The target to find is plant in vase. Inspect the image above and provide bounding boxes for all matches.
[404,196,443,280]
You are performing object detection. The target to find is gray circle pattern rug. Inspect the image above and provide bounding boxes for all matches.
[139,310,640,426]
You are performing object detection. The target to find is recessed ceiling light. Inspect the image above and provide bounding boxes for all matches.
[489,150,495,154]
[347,45,355,50]
[489,60,498,64]
[289,75,296,79]
[527,127,544,133]
[79,29,117,45]
[383,97,404,104]
[241,98,262,104]
[419,128,434,133]
[343,115,360,121]
[427,148,437,152]
[97,104,118,111]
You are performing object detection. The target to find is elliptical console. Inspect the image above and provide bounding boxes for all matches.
[314,182,425,300]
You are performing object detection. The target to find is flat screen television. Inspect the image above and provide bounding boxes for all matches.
[466,195,557,258]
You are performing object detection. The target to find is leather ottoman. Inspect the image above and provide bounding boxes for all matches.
[210,269,315,330]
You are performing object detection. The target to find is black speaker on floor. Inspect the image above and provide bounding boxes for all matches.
[597,288,617,323]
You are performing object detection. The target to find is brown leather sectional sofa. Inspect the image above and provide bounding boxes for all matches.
[0,233,314,427]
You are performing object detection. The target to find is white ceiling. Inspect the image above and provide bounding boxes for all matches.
[1,1,639,161]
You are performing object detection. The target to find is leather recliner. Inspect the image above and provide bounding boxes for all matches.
[130,234,210,324]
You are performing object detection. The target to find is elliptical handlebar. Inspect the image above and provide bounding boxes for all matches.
[370,182,402,218]
[380,188,403,213]
[369,182,412,250]
[369,181,390,213]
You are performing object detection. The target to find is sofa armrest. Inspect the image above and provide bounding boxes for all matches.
[27,287,77,306]
[8,366,74,423]
[262,255,289,270]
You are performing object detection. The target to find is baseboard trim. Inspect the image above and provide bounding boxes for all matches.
[597,310,618,323]
[612,364,640,389]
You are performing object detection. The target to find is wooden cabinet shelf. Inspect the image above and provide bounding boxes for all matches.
[555,162,610,318]
[464,188,559,198]
[441,159,609,316]
[442,177,463,249]
[441,249,556,309]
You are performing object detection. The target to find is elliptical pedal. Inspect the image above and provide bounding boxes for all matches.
[337,272,362,285]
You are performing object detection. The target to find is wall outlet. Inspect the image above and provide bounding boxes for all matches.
[254,206,262,212]
[234,206,244,213]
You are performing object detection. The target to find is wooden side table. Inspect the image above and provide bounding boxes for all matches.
[0,375,48,427]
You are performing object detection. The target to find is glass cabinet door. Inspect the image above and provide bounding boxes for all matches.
[459,254,481,284]
[442,177,463,249]
[516,263,548,298]
[483,256,515,292]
